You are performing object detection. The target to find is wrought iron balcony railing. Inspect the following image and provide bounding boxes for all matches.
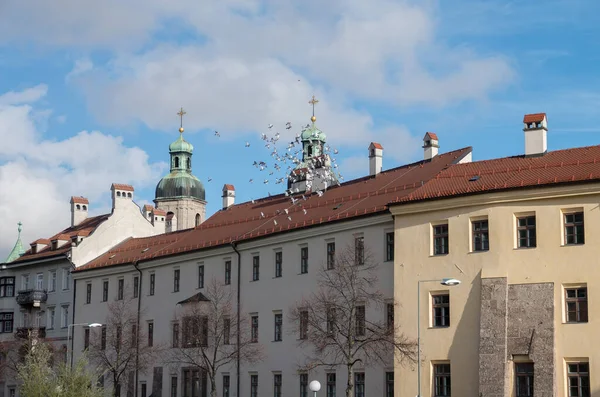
[16,289,48,307]
[15,327,46,339]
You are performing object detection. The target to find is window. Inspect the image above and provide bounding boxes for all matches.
[433,224,449,255]
[61,306,69,328]
[115,325,122,350]
[299,374,308,397]
[86,283,92,304]
[101,326,107,350]
[515,363,534,397]
[565,287,588,323]
[273,374,282,397]
[117,279,124,300]
[173,269,180,292]
[148,322,154,346]
[172,323,179,348]
[386,372,394,397]
[0,313,14,333]
[300,247,308,274]
[133,276,139,298]
[183,368,204,397]
[84,328,90,349]
[47,307,55,329]
[252,256,260,281]
[22,274,29,290]
[355,306,365,337]
[198,265,204,288]
[385,232,394,261]
[432,294,450,327]
[355,236,364,265]
[36,273,43,290]
[223,374,230,397]
[326,242,336,269]
[251,315,259,343]
[251,374,259,397]
[433,364,451,397]
[299,310,308,340]
[274,313,282,342]
[48,271,56,292]
[171,376,178,397]
[567,362,589,397]
[517,216,536,248]
[386,303,394,329]
[102,280,108,302]
[0,277,15,297]
[327,307,336,335]
[472,220,489,251]
[354,373,365,397]
[131,324,137,347]
[149,273,155,296]
[141,383,147,397]
[225,261,232,285]
[62,268,70,290]
[182,316,208,347]
[275,252,282,278]
[224,317,231,345]
[326,373,336,397]
[564,212,585,245]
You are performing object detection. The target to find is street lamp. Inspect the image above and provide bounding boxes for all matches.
[309,380,321,397]
[68,322,102,367]
[416,278,461,397]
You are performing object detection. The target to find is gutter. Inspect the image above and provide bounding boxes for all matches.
[133,260,142,397]
[230,242,242,397]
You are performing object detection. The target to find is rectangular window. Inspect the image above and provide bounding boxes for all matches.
[326,242,336,269]
[386,303,394,329]
[567,362,590,397]
[274,313,282,342]
[251,374,258,397]
[300,247,308,274]
[22,274,29,290]
[116,325,122,350]
[251,315,259,343]
[0,277,15,297]
[515,363,534,397]
[472,220,489,251]
[275,252,282,278]
[299,374,308,397]
[117,279,124,300]
[517,216,536,248]
[326,373,336,397]
[565,212,585,245]
[36,273,43,290]
[84,328,90,349]
[225,261,232,285]
[386,372,394,397]
[354,373,365,397]
[433,364,451,397]
[182,316,208,347]
[223,374,230,397]
[432,294,450,327]
[62,268,70,290]
[86,283,92,304]
[148,322,154,347]
[433,224,449,255]
[355,306,365,337]
[354,236,364,265]
[273,374,282,397]
[101,326,107,350]
[47,307,55,329]
[0,313,14,333]
[171,377,178,397]
[252,256,260,281]
[141,383,147,397]
[299,310,308,340]
[565,287,588,323]
[224,317,231,345]
[198,265,204,289]
[172,322,179,348]
[327,307,336,335]
[48,271,56,292]
[149,273,155,296]
[131,324,137,348]
[102,280,108,302]
[133,276,139,298]
[385,232,394,261]
[173,269,180,292]
[61,306,69,328]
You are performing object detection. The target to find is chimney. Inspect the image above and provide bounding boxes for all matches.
[368,142,383,176]
[423,132,439,160]
[142,204,154,221]
[111,183,134,210]
[151,208,166,228]
[70,196,89,227]
[523,113,547,156]
[222,184,235,209]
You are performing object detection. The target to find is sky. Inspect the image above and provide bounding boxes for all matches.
[1,0,600,259]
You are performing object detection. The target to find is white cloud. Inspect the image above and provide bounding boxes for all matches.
[65,58,93,82]
[0,84,48,106]
[0,86,167,260]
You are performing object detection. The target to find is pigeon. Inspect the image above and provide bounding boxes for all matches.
[333,149,339,154]
[317,191,324,197]
[249,179,254,183]
[251,199,255,204]
[261,212,265,218]
[245,142,250,147]
[287,216,292,221]
[264,179,269,184]
[284,209,289,214]
[208,177,212,182]
[273,220,278,225]
[268,124,274,129]
[214,131,220,137]
[303,209,307,215]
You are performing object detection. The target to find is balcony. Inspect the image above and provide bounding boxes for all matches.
[16,289,48,307]
[15,327,46,339]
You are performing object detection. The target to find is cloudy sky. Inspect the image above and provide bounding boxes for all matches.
[1,0,599,258]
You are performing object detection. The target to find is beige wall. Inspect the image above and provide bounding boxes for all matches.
[392,183,600,397]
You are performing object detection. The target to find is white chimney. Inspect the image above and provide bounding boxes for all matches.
[423,132,439,160]
[222,184,235,209]
[523,113,547,156]
[368,142,383,176]
[70,196,89,227]
[142,204,154,221]
[111,183,134,210]
[151,208,166,229]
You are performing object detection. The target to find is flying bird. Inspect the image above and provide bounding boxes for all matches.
[245,142,250,147]
[208,177,212,182]
[268,124,274,129]
[214,131,220,137]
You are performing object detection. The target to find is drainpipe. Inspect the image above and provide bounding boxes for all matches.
[66,253,77,368]
[133,261,142,397]
[230,242,241,397]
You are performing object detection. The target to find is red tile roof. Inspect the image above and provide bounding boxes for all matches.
[392,145,600,205]
[70,196,89,205]
[111,183,134,192]
[53,234,71,241]
[523,113,546,124]
[370,142,383,150]
[32,238,50,245]
[75,147,472,272]
[223,184,235,191]
[143,204,154,211]
[152,209,167,216]
[425,132,438,140]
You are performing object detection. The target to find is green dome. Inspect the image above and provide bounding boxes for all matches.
[301,124,326,141]
[155,171,205,201]
[169,134,194,153]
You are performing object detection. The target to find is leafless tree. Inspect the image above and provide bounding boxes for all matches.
[165,278,264,397]
[289,244,416,397]
[87,297,159,397]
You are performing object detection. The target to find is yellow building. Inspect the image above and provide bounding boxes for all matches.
[391,114,599,396]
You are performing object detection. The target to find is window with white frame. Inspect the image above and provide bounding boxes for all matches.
[48,270,56,292]
[62,268,70,290]
[47,307,55,329]
[21,274,29,291]
[0,277,15,297]
[36,273,43,290]
[61,306,69,328]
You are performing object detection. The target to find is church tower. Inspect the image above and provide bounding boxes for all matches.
[154,108,207,232]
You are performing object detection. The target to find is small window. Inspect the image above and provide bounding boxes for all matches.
[273,374,282,397]
[517,216,536,248]
[0,277,15,297]
[133,276,139,298]
[251,374,259,397]
[84,328,90,349]
[432,293,450,327]
[433,224,449,255]
[472,219,489,252]
[565,287,588,323]
[275,252,282,278]
[355,306,365,337]
[117,279,124,300]
[386,303,394,329]
[299,310,308,340]
[274,313,282,342]
[86,283,92,304]
[171,377,178,397]
[173,269,180,292]
[567,362,590,397]
[354,236,364,265]
[117,191,121,197]
[62,268,70,291]
[225,261,231,285]
[148,321,154,347]
[101,326,107,350]
[174,157,180,168]
[326,373,336,397]
[354,373,365,397]
[47,307,55,329]
[515,362,534,397]
[299,374,308,397]
[433,364,451,397]
[385,372,394,397]
[76,204,81,210]
[224,317,231,345]
[195,213,201,226]
[222,375,230,397]
[385,232,394,261]
[198,265,204,289]
[326,242,336,269]
[300,247,308,274]
[0,313,14,333]
[252,256,260,281]
[48,271,56,292]
[564,212,585,245]
[149,273,155,296]
[127,192,132,198]
[102,280,109,302]
[251,315,259,343]
[172,323,179,348]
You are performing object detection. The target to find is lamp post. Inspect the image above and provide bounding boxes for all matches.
[417,278,461,397]
[309,380,321,397]
[68,322,102,368]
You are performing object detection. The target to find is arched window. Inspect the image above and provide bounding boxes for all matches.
[117,191,121,197]
[127,192,132,198]
[82,205,87,210]
[174,157,180,168]
[76,204,81,210]
[187,158,191,169]
[195,213,201,226]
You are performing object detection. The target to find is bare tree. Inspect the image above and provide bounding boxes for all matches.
[87,297,159,397]
[289,244,416,397]
[165,278,264,397]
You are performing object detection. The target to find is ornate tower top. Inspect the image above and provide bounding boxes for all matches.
[5,221,25,263]
[309,95,319,123]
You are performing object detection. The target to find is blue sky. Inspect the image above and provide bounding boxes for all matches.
[1,0,600,258]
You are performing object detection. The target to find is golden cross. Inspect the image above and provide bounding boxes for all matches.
[177,107,187,132]
[308,95,319,117]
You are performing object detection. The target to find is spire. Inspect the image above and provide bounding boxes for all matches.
[309,95,319,124]
[177,107,186,133]
[5,221,25,263]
